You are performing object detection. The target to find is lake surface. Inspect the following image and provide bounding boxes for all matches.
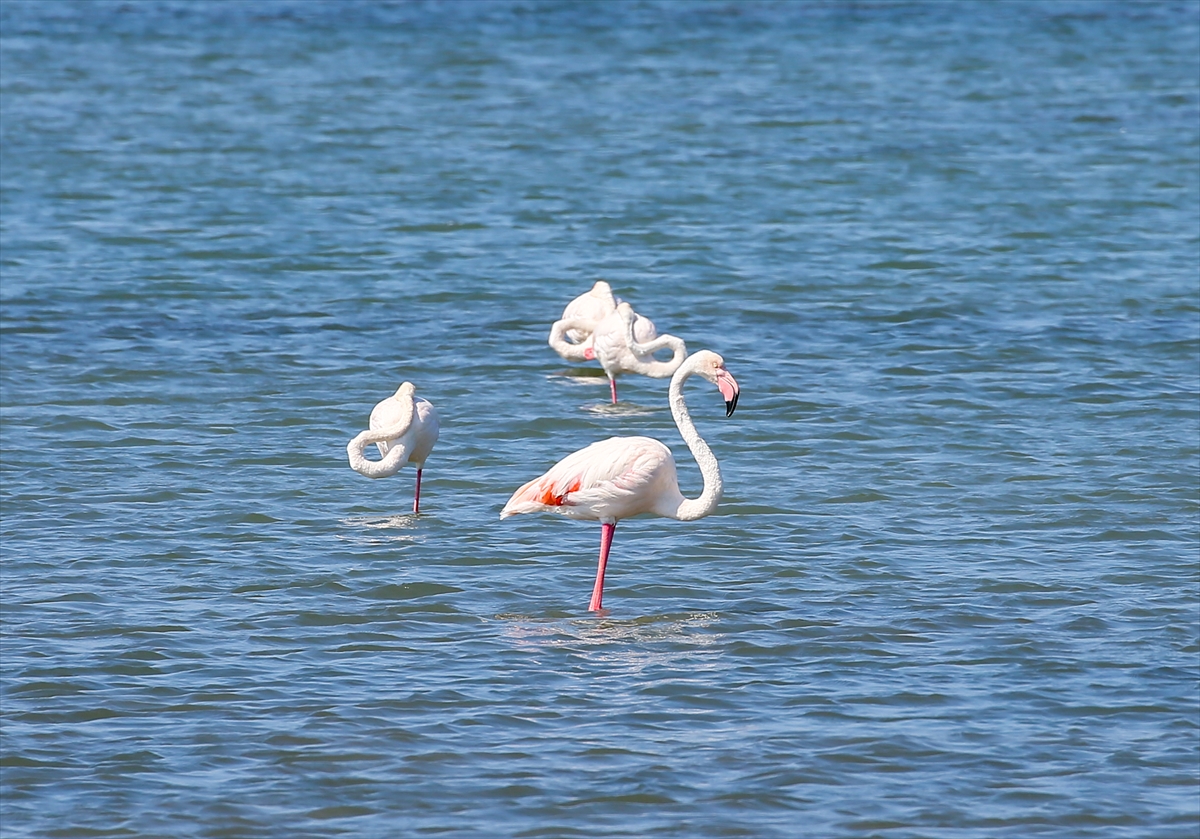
[1,2,1197,837]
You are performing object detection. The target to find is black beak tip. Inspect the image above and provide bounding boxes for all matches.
[725,393,739,417]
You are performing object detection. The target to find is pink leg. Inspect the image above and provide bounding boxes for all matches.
[413,468,423,514]
[588,521,616,612]
[609,377,618,404]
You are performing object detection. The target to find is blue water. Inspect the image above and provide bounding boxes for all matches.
[2,2,1198,837]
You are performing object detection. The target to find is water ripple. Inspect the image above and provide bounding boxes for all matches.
[2,2,1197,838]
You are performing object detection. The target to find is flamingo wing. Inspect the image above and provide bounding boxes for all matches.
[368,395,406,433]
[367,395,405,456]
[561,283,617,344]
[501,436,676,521]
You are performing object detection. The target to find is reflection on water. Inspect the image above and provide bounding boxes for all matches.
[580,401,659,417]
[500,611,723,649]
[498,611,727,677]
[337,514,425,545]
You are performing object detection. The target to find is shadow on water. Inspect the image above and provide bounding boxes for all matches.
[549,368,608,384]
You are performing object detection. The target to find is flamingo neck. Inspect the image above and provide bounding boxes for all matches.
[548,317,596,363]
[667,361,723,521]
[346,388,415,479]
[630,333,687,378]
[626,313,687,378]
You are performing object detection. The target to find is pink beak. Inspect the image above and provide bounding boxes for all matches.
[717,369,739,416]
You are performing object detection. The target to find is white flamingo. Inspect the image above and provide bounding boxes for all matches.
[547,281,618,363]
[501,350,740,611]
[346,382,440,513]
[590,302,687,404]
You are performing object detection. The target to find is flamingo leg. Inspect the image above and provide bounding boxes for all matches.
[413,468,423,514]
[589,521,616,612]
[609,377,618,404]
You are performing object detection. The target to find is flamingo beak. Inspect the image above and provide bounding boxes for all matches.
[583,347,595,360]
[717,370,740,417]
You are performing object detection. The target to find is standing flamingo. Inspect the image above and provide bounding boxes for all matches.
[547,281,619,363]
[590,301,688,404]
[500,350,740,611]
[346,382,440,513]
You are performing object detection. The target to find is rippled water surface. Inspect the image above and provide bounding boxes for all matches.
[2,2,1198,837]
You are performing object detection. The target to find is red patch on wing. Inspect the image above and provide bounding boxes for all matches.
[536,477,582,507]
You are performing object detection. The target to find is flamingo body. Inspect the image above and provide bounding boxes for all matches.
[369,396,439,469]
[548,281,619,362]
[590,306,660,374]
[560,281,618,343]
[501,436,684,523]
[590,302,687,403]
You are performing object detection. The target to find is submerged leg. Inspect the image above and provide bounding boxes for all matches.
[588,521,616,612]
[609,377,618,404]
[413,468,423,514]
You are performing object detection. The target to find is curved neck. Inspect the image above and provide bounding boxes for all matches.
[347,431,409,478]
[625,312,687,378]
[346,390,415,478]
[630,333,687,377]
[667,363,723,521]
[548,317,595,362]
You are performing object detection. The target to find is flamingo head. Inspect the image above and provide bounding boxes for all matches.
[632,312,657,343]
[392,381,417,400]
[615,302,658,345]
[689,351,740,417]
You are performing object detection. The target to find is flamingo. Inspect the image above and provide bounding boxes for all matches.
[346,382,440,513]
[500,350,740,611]
[547,281,618,363]
[590,301,687,404]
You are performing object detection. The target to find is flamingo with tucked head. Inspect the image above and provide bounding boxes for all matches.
[501,350,739,611]
[347,382,440,513]
[547,281,618,363]
[590,302,687,404]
